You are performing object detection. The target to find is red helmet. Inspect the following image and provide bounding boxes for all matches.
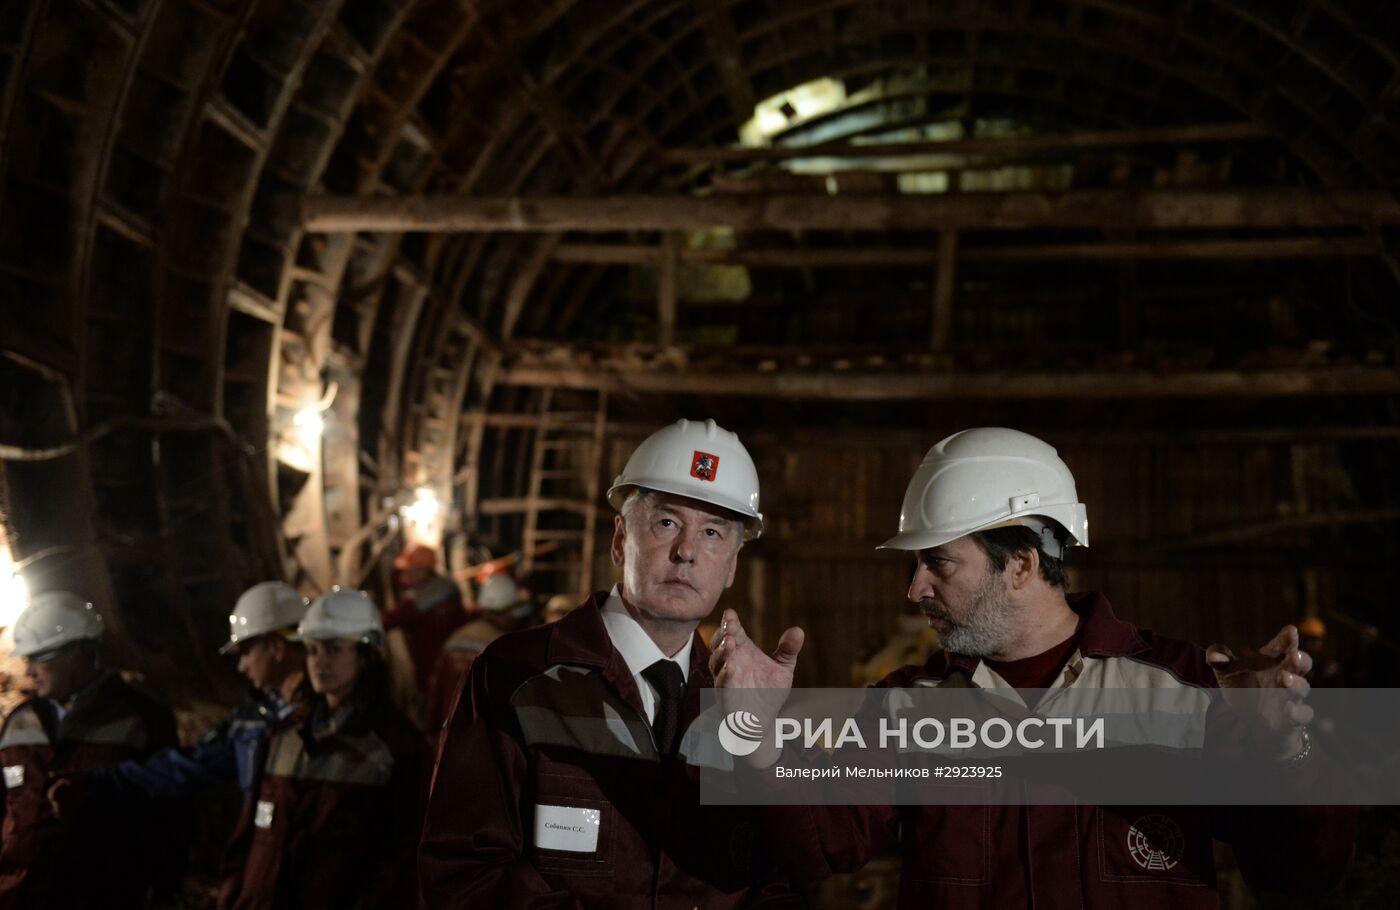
[394,544,438,571]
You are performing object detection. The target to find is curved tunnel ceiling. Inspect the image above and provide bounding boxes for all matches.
[1,0,1397,692]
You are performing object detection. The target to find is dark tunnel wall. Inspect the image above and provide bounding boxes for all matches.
[0,0,1399,701]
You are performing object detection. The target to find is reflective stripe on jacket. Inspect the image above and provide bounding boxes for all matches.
[766,592,1358,909]
[218,700,429,910]
[0,672,181,910]
[420,593,803,910]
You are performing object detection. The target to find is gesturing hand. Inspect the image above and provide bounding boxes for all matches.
[709,609,804,690]
[1206,624,1314,759]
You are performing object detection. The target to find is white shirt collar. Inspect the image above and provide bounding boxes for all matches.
[600,585,692,683]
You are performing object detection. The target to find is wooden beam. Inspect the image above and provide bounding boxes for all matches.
[496,364,1400,400]
[302,190,1400,233]
[468,415,1400,445]
[660,122,1271,165]
[658,231,679,347]
[551,236,1379,266]
[931,231,957,351]
[501,236,560,340]
[477,497,591,515]
[1160,509,1400,549]
[688,0,755,123]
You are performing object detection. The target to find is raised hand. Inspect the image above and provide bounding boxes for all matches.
[1206,624,1314,759]
[709,609,804,690]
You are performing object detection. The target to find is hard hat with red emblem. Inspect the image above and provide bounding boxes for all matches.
[394,544,438,571]
[881,427,1088,558]
[606,418,763,540]
[12,591,104,659]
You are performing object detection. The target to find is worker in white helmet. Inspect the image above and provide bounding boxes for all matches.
[219,587,428,910]
[422,419,800,908]
[711,427,1357,907]
[0,592,182,909]
[55,581,309,812]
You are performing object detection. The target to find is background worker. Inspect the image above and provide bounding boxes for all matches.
[421,418,800,909]
[542,593,577,624]
[219,587,428,910]
[421,568,536,744]
[713,427,1358,908]
[384,544,468,693]
[0,592,183,909]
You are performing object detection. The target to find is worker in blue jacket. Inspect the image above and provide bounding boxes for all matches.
[50,581,307,808]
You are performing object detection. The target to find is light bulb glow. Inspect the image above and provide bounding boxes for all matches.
[403,488,440,527]
[293,407,325,440]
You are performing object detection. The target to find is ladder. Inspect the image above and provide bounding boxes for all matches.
[521,390,608,597]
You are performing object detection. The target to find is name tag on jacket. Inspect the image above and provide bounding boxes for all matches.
[533,804,600,852]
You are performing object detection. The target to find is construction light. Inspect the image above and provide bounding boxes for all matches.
[293,405,325,443]
[403,487,440,528]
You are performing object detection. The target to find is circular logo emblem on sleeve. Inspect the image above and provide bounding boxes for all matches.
[1127,814,1184,871]
[718,710,764,756]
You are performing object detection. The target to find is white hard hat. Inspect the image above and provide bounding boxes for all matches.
[294,588,383,646]
[221,581,309,654]
[476,574,519,612]
[606,418,764,539]
[880,428,1088,557]
[12,591,104,659]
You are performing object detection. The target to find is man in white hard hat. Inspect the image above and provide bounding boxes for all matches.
[56,581,308,812]
[711,427,1357,908]
[422,419,800,908]
[0,591,182,909]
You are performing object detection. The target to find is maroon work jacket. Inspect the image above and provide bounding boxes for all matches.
[766,593,1358,909]
[0,672,180,910]
[384,574,468,691]
[420,593,803,909]
[218,699,429,910]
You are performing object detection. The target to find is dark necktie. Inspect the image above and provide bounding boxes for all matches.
[641,659,686,756]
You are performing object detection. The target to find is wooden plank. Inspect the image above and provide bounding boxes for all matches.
[964,237,1380,261]
[551,236,1379,265]
[501,235,560,340]
[658,231,679,347]
[478,496,592,515]
[497,364,1400,400]
[227,283,280,324]
[302,190,1400,233]
[661,123,1271,165]
[465,414,1400,447]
